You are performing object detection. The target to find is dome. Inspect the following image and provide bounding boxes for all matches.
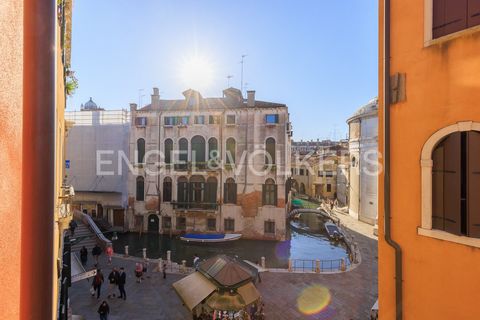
[347,97,378,123]
[81,97,99,110]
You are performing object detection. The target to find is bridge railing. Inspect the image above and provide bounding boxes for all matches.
[73,210,112,249]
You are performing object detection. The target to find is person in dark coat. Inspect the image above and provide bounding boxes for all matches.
[97,300,110,320]
[92,244,102,266]
[69,219,77,236]
[80,246,88,266]
[107,268,119,298]
[92,269,104,299]
[117,267,126,300]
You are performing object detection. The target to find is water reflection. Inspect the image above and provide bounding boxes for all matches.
[112,213,349,268]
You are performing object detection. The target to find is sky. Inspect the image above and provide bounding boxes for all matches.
[69,0,378,141]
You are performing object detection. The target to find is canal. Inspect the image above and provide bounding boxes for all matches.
[111,212,350,268]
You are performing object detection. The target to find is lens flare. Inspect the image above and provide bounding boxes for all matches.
[274,240,291,260]
[297,285,332,316]
[179,54,214,91]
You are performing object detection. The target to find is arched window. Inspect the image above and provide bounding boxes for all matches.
[164,139,173,164]
[136,176,144,201]
[177,176,188,208]
[265,137,276,164]
[299,183,306,194]
[262,178,277,206]
[137,138,145,163]
[208,137,218,161]
[178,138,188,163]
[190,175,205,206]
[226,138,236,164]
[206,177,218,206]
[431,131,480,237]
[191,135,206,164]
[224,178,237,204]
[163,177,172,202]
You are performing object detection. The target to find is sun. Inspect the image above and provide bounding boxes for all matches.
[179,55,214,91]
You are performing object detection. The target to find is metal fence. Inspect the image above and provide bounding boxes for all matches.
[290,258,351,273]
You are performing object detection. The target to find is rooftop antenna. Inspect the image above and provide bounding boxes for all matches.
[138,89,145,108]
[227,75,234,88]
[240,54,247,97]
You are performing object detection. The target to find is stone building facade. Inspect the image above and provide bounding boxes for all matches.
[127,88,292,240]
[347,98,378,225]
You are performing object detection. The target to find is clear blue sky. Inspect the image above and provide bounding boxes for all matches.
[69,0,378,140]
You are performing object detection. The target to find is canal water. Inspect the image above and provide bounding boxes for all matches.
[112,212,349,268]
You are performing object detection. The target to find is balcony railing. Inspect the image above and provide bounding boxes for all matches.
[171,201,218,210]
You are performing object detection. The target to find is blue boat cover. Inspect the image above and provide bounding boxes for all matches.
[183,233,225,240]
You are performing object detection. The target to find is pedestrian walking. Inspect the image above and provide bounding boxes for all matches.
[69,219,77,236]
[107,267,119,299]
[92,244,102,267]
[118,267,127,300]
[92,269,104,300]
[105,245,113,265]
[162,262,167,279]
[135,262,143,283]
[193,254,200,271]
[97,300,110,320]
[80,246,88,266]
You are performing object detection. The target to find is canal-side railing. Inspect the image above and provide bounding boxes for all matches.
[289,258,351,273]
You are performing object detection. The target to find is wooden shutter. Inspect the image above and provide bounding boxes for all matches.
[433,0,468,39]
[443,133,462,235]
[232,183,237,204]
[273,185,278,206]
[262,184,266,206]
[432,143,445,230]
[468,0,480,27]
[468,131,480,238]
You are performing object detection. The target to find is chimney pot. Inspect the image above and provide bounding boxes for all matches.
[130,103,137,112]
[247,90,255,107]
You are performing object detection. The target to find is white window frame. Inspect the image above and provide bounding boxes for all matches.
[419,121,480,248]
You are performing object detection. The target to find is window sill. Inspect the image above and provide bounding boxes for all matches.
[424,25,480,48]
[417,227,480,249]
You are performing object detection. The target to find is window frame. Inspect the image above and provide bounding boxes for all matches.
[224,218,235,232]
[136,176,145,201]
[419,121,480,248]
[226,114,236,125]
[194,115,205,125]
[264,220,276,234]
[207,218,217,231]
[265,114,279,124]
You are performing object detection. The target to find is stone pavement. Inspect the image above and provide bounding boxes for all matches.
[70,216,377,320]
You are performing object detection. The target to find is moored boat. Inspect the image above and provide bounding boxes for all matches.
[324,222,344,241]
[180,233,242,243]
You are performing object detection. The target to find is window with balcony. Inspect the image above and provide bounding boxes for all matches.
[163,177,172,202]
[208,137,218,161]
[224,218,235,232]
[190,175,205,206]
[191,135,206,165]
[265,114,279,124]
[432,0,480,39]
[224,178,237,204]
[136,176,144,201]
[177,176,188,206]
[205,177,218,205]
[263,178,277,206]
[177,138,188,170]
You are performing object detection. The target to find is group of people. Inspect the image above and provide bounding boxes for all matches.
[79,243,114,268]
[90,266,127,320]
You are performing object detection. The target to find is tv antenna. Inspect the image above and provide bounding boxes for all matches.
[240,54,247,97]
[226,75,234,88]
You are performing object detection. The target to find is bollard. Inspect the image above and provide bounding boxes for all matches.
[341,258,346,271]
[288,259,292,272]
[182,260,186,273]
[167,250,171,262]
[124,245,129,257]
[158,258,163,272]
[261,256,266,269]
[316,259,320,273]
[142,248,147,259]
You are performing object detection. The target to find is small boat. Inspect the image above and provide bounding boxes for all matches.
[324,222,344,241]
[180,233,242,243]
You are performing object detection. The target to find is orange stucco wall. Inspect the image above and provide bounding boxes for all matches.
[379,1,480,319]
[0,1,23,319]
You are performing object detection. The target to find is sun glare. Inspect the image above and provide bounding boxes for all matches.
[179,55,214,91]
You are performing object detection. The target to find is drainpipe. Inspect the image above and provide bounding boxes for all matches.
[22,1,55,319]
[384,0,403,319]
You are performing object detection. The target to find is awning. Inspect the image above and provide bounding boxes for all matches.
[237,282,261,306]
[172,272,216,311]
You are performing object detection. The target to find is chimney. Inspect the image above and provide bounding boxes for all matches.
[247,90,255,107]
[130,103,137,112]
[151,87,160,108]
